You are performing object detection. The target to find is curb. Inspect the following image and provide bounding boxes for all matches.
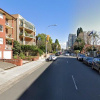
[0,60,46,94]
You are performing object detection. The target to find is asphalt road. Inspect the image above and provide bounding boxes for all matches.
[1,56,100,100]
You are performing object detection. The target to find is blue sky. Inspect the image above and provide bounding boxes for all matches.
[1,0,100,48]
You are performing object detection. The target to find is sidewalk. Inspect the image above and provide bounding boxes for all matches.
[0,58,46,94]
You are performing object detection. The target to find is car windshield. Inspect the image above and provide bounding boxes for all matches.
[80,55,85,57]
[87,57,93,60]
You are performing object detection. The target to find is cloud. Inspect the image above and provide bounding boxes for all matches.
[60,42,66,49]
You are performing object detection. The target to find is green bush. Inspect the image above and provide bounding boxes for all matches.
[19,52,25,59]
[34,48,43,56]
[38,48,43,56]
[53,51,57,54]
[13,55,18,59]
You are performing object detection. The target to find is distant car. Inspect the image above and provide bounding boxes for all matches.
[65,53,69,56]
[55,52,60,56]
[92,58,100,73]
[77,54,86,61]
[71,53,74,56]
[83,57,93,66]
[46,55,57,61]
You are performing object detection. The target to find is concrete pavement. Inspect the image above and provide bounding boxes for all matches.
[0,58,46,94]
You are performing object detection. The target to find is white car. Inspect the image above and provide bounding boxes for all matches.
[46,55,57,61]
[65,53,69,56]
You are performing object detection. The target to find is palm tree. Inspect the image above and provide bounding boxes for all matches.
[92,32,99,50]
[75,38,85,52]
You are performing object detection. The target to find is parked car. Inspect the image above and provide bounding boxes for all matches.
[77,54,86,61]
[55,52,60,56]
[83,57,88,63]
[92,58,100,73]
[65,53,70,56]
[46,55,57,61]
[83,57,93,66]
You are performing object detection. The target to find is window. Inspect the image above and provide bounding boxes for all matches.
[0,25,3,32]
[0,13,3,19]
[0,38,3,44]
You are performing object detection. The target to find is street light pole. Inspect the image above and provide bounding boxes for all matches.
[45,24,57,59]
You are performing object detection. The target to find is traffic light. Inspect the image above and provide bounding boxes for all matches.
[46,35,50,42]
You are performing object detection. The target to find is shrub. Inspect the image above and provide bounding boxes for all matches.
[34,48,43,56]
[13,55,18,59]
[19,52,25,59]
[53,51,57,54]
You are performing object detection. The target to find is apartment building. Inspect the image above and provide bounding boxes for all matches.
[12,14,36,45]
[78,31,92,45]
[0,8,16,59]
[68,34,77,47]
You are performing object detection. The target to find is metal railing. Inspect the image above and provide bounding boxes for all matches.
[5,22,12,27]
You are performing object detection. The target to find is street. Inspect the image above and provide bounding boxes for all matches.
[1,56,100,100]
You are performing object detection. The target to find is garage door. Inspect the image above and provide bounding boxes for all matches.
[0,51,2,59]
[3,51,11,59]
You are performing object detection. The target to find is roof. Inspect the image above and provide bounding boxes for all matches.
[0,8,16,20]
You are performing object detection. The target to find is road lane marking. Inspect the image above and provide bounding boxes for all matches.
[67,61,68,63]
[72,75,78,90]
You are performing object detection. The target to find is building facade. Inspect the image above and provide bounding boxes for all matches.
[12,14,36,45]
[68,34,77,47]
[0,9,16,59]
[78,31,92,45]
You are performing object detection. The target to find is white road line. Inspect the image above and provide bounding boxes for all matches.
[72,75,78,90]
[67,61,68,63]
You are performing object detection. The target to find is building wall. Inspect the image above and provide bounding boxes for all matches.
[78,31,92,45]
[68,34,77,47]
[0,14,6,58]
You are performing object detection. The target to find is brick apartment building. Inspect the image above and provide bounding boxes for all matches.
[0,9,36,59]
[0,8,16,59]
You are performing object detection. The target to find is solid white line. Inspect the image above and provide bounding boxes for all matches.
[67,61,68,63]
[72,75,78,90]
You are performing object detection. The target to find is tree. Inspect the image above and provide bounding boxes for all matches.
[77,28,80,37]
[12,41,21,56]
[77,27,83,37]
[55,39,59,44]
[52,43,57,51]
[37,33,53,52]
[74,38,85,52]
[80,27,83,33]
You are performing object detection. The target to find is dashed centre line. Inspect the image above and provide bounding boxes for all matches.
[72,75,78,90]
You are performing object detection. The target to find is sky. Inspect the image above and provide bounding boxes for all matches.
[1,0,100,49]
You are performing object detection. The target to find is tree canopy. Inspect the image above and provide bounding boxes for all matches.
[77,27,83,37]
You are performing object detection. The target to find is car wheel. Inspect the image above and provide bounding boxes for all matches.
[99,69,100,74]
[92,65,94,69]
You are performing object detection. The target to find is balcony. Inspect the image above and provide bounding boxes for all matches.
[5,44,12,50]
[6,34,13,40]
[19,23,24,29]
[5,22,13,29]
[19,33,23,36]
[24,21,34,32]
[25,33,35,39]
[25,41,34,45]
[19,41,23,45]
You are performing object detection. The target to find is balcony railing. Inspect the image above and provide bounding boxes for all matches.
[25,41,33,45]
[19,33,23,36]
[6,34,13,39]
[19,41,23,45]
[5,22,13,28]
[25,33,35,38]
[5,44,12,50]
